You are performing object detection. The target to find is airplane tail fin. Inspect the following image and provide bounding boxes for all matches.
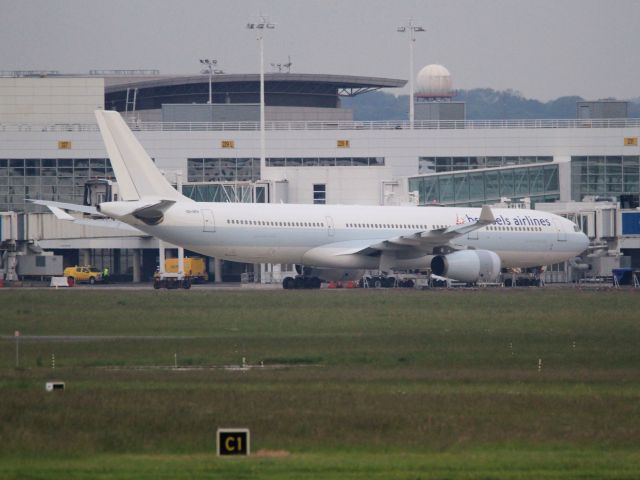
[95,110,184,202]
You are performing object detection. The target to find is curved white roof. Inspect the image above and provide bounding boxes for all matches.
[416,64,452,98]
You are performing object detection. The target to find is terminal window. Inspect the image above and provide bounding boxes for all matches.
[0,158,111,213]
[313,184,326,205]
[266,157,384,168]
[419,156,552,174]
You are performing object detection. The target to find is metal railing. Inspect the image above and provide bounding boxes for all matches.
[1,118,639,133]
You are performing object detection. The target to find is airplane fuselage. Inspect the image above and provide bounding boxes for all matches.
[117,201,588,271]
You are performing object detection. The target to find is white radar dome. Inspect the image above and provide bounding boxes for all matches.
[415,64,453,98]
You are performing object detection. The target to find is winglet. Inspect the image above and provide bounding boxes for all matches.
[48,206,75,221]
[479,205,495,224]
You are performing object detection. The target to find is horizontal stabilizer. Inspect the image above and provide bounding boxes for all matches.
[28,199,103,216]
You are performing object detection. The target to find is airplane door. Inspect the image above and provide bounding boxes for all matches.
[325,216,335,237]
[202,209,216,232]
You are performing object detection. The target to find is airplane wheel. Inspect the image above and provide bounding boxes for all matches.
[385,277,396,288]
[282,277,295,290]
[294,277,304,289]
[373,278,383,288]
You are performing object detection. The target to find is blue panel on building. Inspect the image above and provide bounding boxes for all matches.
[621,212,640,235]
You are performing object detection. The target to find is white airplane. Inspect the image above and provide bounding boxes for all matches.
[39,110,590,288]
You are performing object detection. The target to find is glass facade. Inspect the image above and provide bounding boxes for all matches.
[0,158,112,212]
[188,158,261,183]
[266,157,385,168]
[419,156,552,174]
[409,164,560,206]
[182,183,266,203]
[571,155,640,201]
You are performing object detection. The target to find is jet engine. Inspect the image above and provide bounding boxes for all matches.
[430,249,501,283]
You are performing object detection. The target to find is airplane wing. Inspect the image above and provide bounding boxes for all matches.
[341,204,496,256]
[28,199,144,233]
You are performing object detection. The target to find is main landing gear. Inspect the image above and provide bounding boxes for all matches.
[359,275,415,288]
[282,276,322,289]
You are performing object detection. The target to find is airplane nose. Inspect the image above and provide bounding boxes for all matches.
[579,232,589,251]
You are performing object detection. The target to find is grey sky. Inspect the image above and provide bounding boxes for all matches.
[1,0,638,101]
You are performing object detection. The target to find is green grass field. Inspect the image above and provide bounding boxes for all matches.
[1,288,640,479]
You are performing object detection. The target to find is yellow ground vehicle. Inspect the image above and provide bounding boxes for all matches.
[153,257,207,289]
[63,265,102,285]
[164,257,207,281]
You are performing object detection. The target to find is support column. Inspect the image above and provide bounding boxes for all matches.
[158,241,166,274]
[214,258,222,284]
[80,249,91,266]
[132,249,141,283]
[178,247,185,276]
[260,263,270,284]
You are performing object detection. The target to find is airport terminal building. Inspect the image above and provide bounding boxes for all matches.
[1,67,639,283]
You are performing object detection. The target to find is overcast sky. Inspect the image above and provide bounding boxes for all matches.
[1,0,638,101]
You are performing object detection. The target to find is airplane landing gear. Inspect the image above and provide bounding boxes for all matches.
[282,276,322,289]
[359,275,415,288]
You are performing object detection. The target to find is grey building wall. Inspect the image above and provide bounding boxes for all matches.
[162,104,260,122]
[161,104,353,122]
[414,102,465,121]
[577,101,628,119]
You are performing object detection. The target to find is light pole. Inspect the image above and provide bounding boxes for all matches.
[199,58,217,104]
[397,19,425,129]
[246,16,275,172]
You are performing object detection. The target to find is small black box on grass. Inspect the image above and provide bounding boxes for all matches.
[217,428,250,456]
[45,382,65,392]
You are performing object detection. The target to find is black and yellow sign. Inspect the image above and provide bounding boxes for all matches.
[58,141,72,149]
[337,139,350,148]
[221,140,235,149]
[217,428,250,456]
[624,137,638,146]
